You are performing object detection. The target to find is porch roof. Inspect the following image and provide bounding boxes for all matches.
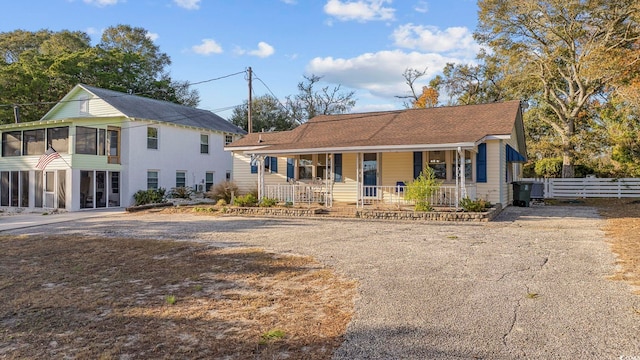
[226,100,522,154]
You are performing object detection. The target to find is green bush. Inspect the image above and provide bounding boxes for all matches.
[133,188,166,206]
[169,186,193,199]
[459,197,490,212]
[259,197,278,207]
[233,193,258,207]
[404,167,442,212]
[206,181,239,203]
[534,158,562,178]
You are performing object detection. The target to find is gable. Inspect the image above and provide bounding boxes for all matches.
[40,85,125,121]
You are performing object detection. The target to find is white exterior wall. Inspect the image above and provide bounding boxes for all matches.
[122,121,233,207]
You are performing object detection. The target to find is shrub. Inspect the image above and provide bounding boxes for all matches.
[459,197,490,212]
[169,186,193,199]
[534,158,562,178]
[206,181,239,203]
[133,188,166,206]
[404,167,442,212]
[259,197,278,207]
[215,199,227,206]
[233,193,258,207]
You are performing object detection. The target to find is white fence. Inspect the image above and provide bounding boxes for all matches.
[520,178,640,199]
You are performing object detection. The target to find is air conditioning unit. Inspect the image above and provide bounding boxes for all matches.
[197,184,204,192]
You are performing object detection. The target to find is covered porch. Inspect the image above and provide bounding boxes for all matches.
[252,147,478,210]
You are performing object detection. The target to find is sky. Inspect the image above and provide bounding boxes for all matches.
[2,0,482,119]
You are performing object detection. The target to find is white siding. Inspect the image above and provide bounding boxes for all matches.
[121,121,233,206]
[43,89,123,120]
[232,153,258,194]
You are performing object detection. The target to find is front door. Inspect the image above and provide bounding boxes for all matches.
[363,153,377,197]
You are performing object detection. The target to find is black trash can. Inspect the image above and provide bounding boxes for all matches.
[512,181,533,207]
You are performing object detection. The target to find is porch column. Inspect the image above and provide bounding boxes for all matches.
[253,155,265,200]
[356,153,362,208]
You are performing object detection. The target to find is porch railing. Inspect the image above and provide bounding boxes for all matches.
[263,183,328,206]
[262,183,476,208]
[361,185,476,208]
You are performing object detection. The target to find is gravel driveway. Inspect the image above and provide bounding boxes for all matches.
[7,205,640,359]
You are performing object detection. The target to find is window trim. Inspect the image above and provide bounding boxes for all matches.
[200,134,209,154]
[147,127,159,150]
[147,170,159,190]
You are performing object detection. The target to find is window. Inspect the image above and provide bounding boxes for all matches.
[298,155,313,180]
[147,127,158,149]
[225,135,233,145]
[200,134,209,154]
[316,154,327,179]
[79,96,89,115]
[107,127,120,164]
[76,126,97,154]
[2,131,21,157]
[111,172,119,194]
[98,129,106,156]
[47,127,69,154]
[225,171,231,181]
[428,151,446,179]
[454,151,473,180]
[334,154,343,182]
[176,171,186,188]
[147,171,159,190]
[23,129,45,155]
[206,172,215,191]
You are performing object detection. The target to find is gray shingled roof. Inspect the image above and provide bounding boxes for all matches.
[81,84,246,135]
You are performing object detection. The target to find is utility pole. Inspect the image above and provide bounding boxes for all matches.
[247,67,252,133]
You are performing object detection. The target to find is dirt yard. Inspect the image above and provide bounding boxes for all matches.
[1,199,639,359]
[590,199,640,294]
[0,234,356,359]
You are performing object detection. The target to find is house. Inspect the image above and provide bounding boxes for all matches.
[224,100,526,208]
[0,84,245,211]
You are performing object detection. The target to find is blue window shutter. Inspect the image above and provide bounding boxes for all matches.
[476,143,487,183]
[413,151,423,179]
[250,157,258,174]
[334,154,343,182]
[270,156,278,173]
[287,158,294,180]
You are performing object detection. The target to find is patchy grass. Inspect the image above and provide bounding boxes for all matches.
[0,235,356,359]
[581,198,640,295]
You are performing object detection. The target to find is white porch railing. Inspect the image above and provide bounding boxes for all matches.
[263,183,476,208]
[263,183,328,206]
[361,185,477,208]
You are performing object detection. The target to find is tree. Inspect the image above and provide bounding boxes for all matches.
[285,74,356,124]
[439,55,508,105]
[396,68,440,108]
[476,0,640,177]
[0,26,199,124]
[229,94,296,133]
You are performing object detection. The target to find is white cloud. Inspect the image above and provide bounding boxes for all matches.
[192,39,223,55]
[414,1,428,13]
[146,32,159,42]
[235,42,275,58]
[324,0,395,22]
[249,42,275,58]
[306,49,465,99]
[82,0,120,7]
[281,0,297,4]
[174,0,200,10]
[392,23,481,57]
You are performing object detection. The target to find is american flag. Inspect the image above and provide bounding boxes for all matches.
[35,147,61,170]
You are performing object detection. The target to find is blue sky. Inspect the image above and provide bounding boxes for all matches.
[2,0,481,119]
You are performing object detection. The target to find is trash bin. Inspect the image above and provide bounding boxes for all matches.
[512,181,533,207]
[530,182,544,200]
